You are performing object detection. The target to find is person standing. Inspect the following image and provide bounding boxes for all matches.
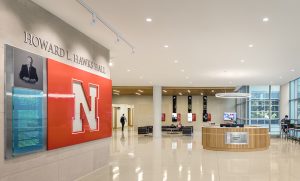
[120,114,127,132]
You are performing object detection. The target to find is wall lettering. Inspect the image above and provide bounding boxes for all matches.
[24,31,106,74]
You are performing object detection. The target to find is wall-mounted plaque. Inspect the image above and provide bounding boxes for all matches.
[5,44,47,159]
[225,132,248,144]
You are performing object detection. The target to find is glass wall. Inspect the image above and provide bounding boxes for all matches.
[236,86,249,124]
[289,78,300,122]
[236,85,280,135]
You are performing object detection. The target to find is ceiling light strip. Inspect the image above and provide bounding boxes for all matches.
[76,0,135,51]
[215,93,251,99]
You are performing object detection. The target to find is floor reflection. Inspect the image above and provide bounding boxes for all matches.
[78,127,300,181]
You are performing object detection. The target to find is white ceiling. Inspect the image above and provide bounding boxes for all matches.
[32,0,300,87]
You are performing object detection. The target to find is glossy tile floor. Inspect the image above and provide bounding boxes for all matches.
[78,128,300,181]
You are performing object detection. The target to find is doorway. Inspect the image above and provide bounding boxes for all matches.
[113,107,118,129]
[128,108,133,126]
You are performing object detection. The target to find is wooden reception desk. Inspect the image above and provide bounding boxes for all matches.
[202,126,270,152]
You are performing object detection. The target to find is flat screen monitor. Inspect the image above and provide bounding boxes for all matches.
[187,113,192,122]
[224,112,237,121]
[172,113,177,122]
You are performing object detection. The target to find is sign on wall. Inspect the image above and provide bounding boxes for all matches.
[192,113,196,121]
[5,45,47,158]
[162,113,165,122]
[12,88,45,156]
[5,45,112,159]
[47,59,112,150]
[188,113,196,122]
[225,132,248,144]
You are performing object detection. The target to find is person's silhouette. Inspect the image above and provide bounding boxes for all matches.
[120,114,126,132]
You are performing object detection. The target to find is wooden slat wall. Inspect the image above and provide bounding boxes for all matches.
[202,127,270,152]
[112,86,235,96]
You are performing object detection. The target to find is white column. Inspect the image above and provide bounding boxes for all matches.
[280,83,289,119]
[153,85,162,138]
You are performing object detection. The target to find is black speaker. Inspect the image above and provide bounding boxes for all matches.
[203,96,208,122]
[203,112,208,122]
[188,96,192,113]
[172,95,177,113]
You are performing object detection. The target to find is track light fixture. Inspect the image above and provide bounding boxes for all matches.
[91,12,96,25]
[116,35,120,42]
[77,0,135,53]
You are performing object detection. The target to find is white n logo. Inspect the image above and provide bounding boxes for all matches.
[72,81,99,133]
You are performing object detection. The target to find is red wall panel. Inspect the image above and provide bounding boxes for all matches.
[162,113,165,122]
[177,113,181,122]
[192,113,196,122]
[47,59,112,150]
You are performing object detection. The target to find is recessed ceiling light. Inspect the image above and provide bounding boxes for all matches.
[290,69,295,72]
[135,92,141,95]
[248,44,254,48]
[163,90,167,93]
[127,69,131,72]
[138,89,144,93]
[164,45,169,48]
[174,60,179,63]
[262,17,269,22]
[180,69,185,72]
[200,93,204,96]
[211,90,215,93]
[146,18,152,22]
[240,59,245,63]
[109,62,113,66]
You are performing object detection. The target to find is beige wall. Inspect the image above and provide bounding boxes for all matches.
[113,96,154,127]
[0,0,111,180]
[113,95,236,131]
[112,104,134,128]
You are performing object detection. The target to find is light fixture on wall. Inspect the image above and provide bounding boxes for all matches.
[77,0,135,53]
[215,92,251,98]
